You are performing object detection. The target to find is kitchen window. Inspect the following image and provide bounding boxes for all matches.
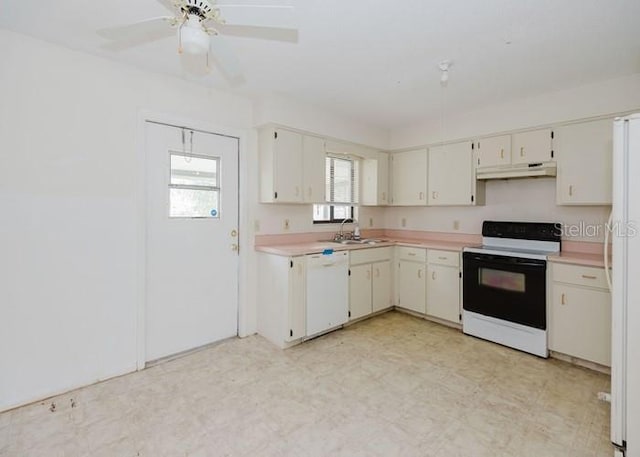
[313,156,358,224]
[169,152,220,218]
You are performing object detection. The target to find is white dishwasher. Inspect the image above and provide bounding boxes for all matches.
[305,251,349,337]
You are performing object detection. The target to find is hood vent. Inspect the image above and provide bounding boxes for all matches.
[476,162,557,180]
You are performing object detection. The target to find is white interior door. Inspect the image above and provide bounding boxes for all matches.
[145,121,239,362]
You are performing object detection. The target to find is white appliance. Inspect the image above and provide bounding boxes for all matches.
[611,114,640,457]
[305,251,349,337]
[463,221,561,358]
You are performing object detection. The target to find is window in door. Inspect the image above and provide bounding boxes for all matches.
[313,156,358,223]
[169,152,220,218]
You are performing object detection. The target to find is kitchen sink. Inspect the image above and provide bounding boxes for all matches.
[329,239,388,245]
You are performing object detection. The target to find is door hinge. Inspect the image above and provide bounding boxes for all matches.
[551,131,554,139]
[471,143,475,150]
[348,311,351,318]
[477,158,480,166]
[459,272,462,278]
[289,329,293,337]
[290,260,293,268]
[471,195,475,203]
[459,313,462,322]
[348,269,351,276]
[274,192,278,200]
[551,150,554,158]
[274,131,278,139]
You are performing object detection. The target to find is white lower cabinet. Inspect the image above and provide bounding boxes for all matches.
[349,264,373,320]
[257,253,306,348]
[549,263,612,366]
[396,247,428,314]
[426,254,461,324]
[349,248,393,320]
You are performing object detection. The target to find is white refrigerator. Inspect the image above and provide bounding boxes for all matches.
[611,114,640,457]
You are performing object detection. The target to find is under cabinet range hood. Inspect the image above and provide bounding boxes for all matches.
[476,162,557,180]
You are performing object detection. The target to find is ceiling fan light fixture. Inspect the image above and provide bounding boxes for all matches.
[179,15,210,55]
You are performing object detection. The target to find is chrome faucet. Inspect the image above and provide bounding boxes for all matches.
[335,218,359,241]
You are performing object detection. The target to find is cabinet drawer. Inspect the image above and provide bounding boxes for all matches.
[350,247,392,265]
[396,246,427,262]
[552,263,608,289]
[427,249,460,268]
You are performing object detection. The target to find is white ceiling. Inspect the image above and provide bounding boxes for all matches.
[1,0,639,128]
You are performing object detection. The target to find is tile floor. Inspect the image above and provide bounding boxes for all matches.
[0,311,611,457]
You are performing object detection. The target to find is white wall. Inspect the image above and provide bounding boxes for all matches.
[384,74,640,242]
[0,29,253,412]
[390,73,640,150]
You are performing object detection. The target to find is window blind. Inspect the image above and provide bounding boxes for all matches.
[325,156,359,204]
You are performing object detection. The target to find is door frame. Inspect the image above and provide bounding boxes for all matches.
[136,110,250,370]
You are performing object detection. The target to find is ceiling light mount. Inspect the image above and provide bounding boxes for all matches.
[439,60,452,86]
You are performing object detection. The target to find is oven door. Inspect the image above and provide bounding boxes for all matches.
[463,252,547,329]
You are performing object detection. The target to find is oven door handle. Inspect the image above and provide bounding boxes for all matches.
[464,254,546,268]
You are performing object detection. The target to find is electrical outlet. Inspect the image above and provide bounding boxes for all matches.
[254,219,261,232]
[453,220,460,231]
[283,219,290,231]
[369,217,373,227]
[401,218,407,228]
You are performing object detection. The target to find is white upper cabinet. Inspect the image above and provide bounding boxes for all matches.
[428,141,477,206]
[511,128,554,165]
[361,152,390,206]
[476,135,511,168]
[259,127,327,204]
[390,148,428,206]
[302,135,327,204]
[555,118,613,206]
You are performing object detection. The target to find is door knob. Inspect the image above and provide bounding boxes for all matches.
[231,229,238,237]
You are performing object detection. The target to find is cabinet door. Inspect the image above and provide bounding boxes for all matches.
[556,119,613,205]
[397,260,426,314]
[302,135,326,203]
[426,264,460,323]
[391,149,428,206]
[286,257,306,341]
[477,135,511,168]
[512,128,554,165]
[428,141,475,206]
[377,152,390,205]
[550,283,611,366]
[349,264,372,320]
[274,129,303,203]
[372,260,392,312]
[361,152,389,206]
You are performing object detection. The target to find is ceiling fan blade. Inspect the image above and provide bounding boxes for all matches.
[216,5,296,29]
[98,17,176,50]
[216,23,297,42]
[209,34,245,84]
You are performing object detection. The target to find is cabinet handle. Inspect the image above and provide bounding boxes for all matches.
[438,256,447,260]
[375,268,380,278]
[432,271,436,280]
[432,191,438,200]
[418,269,422,279]
[561,293,566,305]
[407,252,416,257]
[419,191,424,200]
[382,192,386,202]
[366,269,371,280]
[582,274,597,280]
[520,147,525,157]
[500,148,504,159]
[569,185,574,197]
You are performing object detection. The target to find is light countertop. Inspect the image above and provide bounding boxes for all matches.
[548,251,609,268]
[255,238,475,257]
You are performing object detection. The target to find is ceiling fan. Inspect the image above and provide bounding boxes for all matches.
[97,0,297,83]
